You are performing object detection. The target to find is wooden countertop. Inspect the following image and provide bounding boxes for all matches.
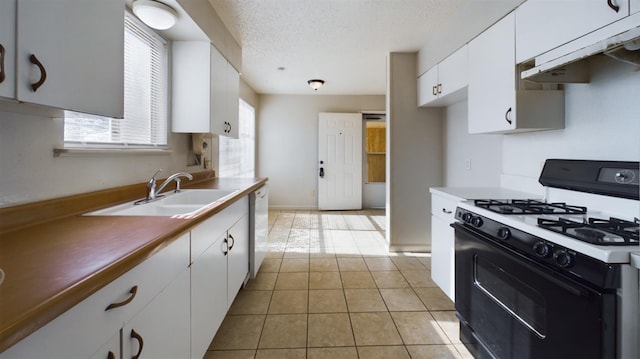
[0,177,267,353]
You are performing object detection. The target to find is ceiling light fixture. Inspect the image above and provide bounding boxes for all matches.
[132,0,178,30]
[307,79,325,91]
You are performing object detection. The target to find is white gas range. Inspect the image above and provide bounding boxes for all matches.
[453,159,639,359]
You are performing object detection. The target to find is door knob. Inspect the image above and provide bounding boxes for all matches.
[319,160,324,178]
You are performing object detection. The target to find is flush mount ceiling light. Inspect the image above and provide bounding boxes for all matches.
[132,0,178,30]
[307,79,325,91]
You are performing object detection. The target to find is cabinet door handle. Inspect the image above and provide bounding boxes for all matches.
[437,83,442,94]
[227,122,232,133]
[29,54,47,92]
[107,351,116,359]
[432,85,437,96]
[105,285,138,311]
[228,233,235,251]
[607,0,620,12]
[505,107,513,125]
[223,238,229,255]
[442,208,452,214]
[0,44,5,84]
[131,329,144,359]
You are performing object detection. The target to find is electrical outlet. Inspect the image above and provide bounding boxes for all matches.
[465,159,472,171]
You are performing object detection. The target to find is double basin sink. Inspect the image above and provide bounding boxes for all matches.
[86,189,240,217]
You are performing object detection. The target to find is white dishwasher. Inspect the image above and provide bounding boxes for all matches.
[249,184,268,278]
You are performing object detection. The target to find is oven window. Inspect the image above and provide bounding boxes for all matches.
[474,255,547,338]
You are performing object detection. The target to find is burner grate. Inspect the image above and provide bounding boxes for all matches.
[475,199,587,215]
[538,217,639,245]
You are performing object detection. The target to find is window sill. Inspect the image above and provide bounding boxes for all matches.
[53,147,173,158]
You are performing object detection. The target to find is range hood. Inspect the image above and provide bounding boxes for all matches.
[521,22,640,83]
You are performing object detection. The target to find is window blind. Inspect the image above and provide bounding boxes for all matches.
[64,13,168,147]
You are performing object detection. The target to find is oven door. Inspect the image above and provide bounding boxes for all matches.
[453,223,616,359]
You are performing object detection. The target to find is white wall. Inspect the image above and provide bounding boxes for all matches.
[0,107,193,205]
[387,53,443,252]
[257,94,385,209]
[443,100,503,187]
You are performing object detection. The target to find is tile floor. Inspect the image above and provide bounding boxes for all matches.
[204,210,472,359]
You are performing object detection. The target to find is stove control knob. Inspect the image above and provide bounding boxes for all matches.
[461,212,473,223]
[553,249,574,268]
[470,216,484,227]
[497,227,511,240]
[533,241,551,258]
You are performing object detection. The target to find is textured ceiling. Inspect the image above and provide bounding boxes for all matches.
[208,0,470,95]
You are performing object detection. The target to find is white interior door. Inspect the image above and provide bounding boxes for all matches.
[318,113,362,210]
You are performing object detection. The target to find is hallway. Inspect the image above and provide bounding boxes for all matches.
[204,210,471,359]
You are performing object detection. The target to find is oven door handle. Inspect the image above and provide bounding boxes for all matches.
[631,252,640,269]
[453,222,591,297]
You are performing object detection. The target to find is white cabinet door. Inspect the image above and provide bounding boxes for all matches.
[210,45,229,136]
[227,214,250,307]
[468,13,516,134]
[123,270,191,359]
[632,0,640,14]
[417,66,439,106]
[88,333,120,359]
[438,45,468,99]
[0,0,16,99]
[515,0,630,63]
[226,62,240,138]
[16,0,124,117]
[190,233,228,359]
[431,215,455,302]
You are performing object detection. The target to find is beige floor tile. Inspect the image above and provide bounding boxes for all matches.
[406,345,461,359]
[454,343,474,359]
[344,289,387,312]
[431,311,461,343]
[309,252,337,259]
[310,257,339,271]
[274,272,309,290]
[309,289,347,313]
[337,257,368,271]
[371,271,411,288]
[245,273,277,291]
[357,346,410,359]
[268,290,308,314]
[349,312,403,346]
[279,258,309,272]
[364,257,398,271]
[379,288,426,311]
[258,314,307,349]
[228,290,273,315]
[340,271,377,289]
[391,257,427,271]
[401,270,437,288]
[308,313,355,347]
[210,315,266,350]
[255,348,306,359]
[390,311,450,345]
[414,287,455,311]
[309,272,343,289]
[307,347,358,359]
[204,349,256,359]
[284,248,310,257]
[259,258,282,273]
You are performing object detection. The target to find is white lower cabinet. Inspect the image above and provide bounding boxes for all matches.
[430,192,461,302]
[123,269,191,359]
[88,333,119,359]
[190,198,249,359]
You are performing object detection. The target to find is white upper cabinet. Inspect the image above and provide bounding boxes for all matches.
[515,0,631,63]
[632,0,640,14]
[16,0,124,117]
[468,12,564,134]
[418,45,468,107]
[172,41,239,138]
[0,1,16,99]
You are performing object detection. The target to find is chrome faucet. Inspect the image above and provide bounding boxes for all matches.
[145,169,193,201]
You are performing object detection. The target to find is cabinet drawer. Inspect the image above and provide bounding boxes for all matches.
[1,234,189,359]
[431,194,459,222]
[191,197,248,261]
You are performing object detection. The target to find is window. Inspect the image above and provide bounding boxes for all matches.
[218,99,255,177]
[63,13,168,148]
[365,120,386,183]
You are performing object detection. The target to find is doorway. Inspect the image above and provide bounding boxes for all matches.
[363,113,386,209]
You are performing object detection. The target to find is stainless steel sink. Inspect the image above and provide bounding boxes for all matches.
[85,189,240,217]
